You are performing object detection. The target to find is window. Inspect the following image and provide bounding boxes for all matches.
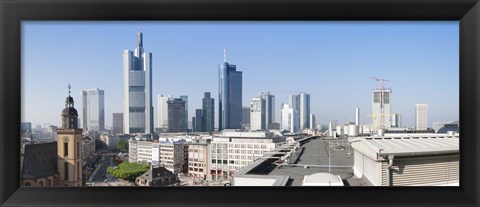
[38,181,44,186]
[25,182,31,186]
[77,162,80,179]
[64,162,69,180]
[77,142,80,157]
[64,143,68,156]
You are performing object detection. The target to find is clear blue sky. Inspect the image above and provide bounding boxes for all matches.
[22,21,459,129]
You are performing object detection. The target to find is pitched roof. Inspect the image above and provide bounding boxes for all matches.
[137,167,176,181]
[22,142,58,179]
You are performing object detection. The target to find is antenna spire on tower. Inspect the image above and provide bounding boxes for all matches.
[68,84,71,96]
[137,21,141,33]
[224,48,227,63]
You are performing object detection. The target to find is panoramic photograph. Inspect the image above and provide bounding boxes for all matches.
[20,21,459,187]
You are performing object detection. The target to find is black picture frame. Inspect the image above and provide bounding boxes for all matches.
[1,0,479,206]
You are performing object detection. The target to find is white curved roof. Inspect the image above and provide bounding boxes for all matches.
[302,173,344,186]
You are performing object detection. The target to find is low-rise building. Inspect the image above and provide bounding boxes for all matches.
[100,132,117,150]
[187,139,211,181]
[129,140,153,164]
[210,131,283,180]
[135,167,180,186]
[350,134,459,186]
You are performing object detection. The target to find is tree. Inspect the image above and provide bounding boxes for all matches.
[107,162,149,181]
[95,138,107,151]
[116,140,129,152]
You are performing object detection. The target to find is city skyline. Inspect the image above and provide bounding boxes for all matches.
[22,21,459,128]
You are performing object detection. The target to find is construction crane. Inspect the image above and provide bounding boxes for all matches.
[372,77,391,131]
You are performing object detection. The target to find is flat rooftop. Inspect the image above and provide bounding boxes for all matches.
[243,137,372,186]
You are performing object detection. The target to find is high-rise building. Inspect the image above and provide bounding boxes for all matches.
[371,89,392,130]
[157,95,172,130]
[180,95,189,131]
[218,48,242,130]
[259,92,275,129]
[112,113,123,134]
[280,103,298,132]
[289,92,310,130]
[391,113,402,128]
[250,97,266,130]
[167,98,186,133]
[123,26,153,134]
[81,88,105,132]
[415,104,428,130]
[202,92,215,132]
[21,122,32,133]
[355,107,360,126]
[309,113,317,129]
[57,85,83,186]
[195,109,203,132]
[242,106,250,126]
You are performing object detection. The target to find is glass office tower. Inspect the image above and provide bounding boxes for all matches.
[81,88,105,132]
[202,92,215,132]
[123,27,153,134]
[218,49,242,130]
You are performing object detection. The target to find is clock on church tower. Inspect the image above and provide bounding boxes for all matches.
[57,85,83,187]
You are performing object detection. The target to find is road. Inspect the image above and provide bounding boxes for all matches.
[88,154,118,186]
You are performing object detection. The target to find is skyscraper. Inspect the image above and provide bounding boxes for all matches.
[259,92,275,129]
[123,25,153,134]
[415,104,428,130]
[218,49,242,131]
[167,98,186,133]
[289,92,310,131]
[371,89,392,130]
[242,106,250,126]
[218,48,242,130]
[280,103,298,132]
[157,95,172,130]
[112,113,123,134]
[81,88,105,132]
[309,113,316,129]
[250,97,266,130]
[202,92,215,132]
[180,95,189,131]
[195,109,204,132]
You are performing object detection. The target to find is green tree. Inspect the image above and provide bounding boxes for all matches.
[116,140,129,152]
[107,162,150,181]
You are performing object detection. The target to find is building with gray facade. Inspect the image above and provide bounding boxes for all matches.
[180,95,189,131]
[218,49,242,130]
[195,109,204,132]
[123,27,153,134]
[81,88,105,132]
[202,92,215,132]
[167,98,186,133]
[259,92,275,129]
[112,113,123,134]
[289,92,310,131]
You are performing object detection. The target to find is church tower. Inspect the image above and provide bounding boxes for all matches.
[57,85,83,186]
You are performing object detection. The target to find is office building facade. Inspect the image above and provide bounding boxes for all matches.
[195,109,204,132]
[259,92,275,129]
[250,97,266,130]
[157,95,172,130]
[81,88,105,132]
[202,92,215,132]
[123,28,153,134]
[167,98,186,133]
[112,113,123,134]
[280,103,298,132]
[180,95,189,131]
[218,49,242,130]
[416,104,428,130]
[289,92,310,131]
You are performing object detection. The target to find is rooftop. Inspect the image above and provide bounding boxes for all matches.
[350,134,459,160]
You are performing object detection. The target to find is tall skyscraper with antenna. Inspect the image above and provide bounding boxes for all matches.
[123,23,153,134]
[218,48,242,130]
